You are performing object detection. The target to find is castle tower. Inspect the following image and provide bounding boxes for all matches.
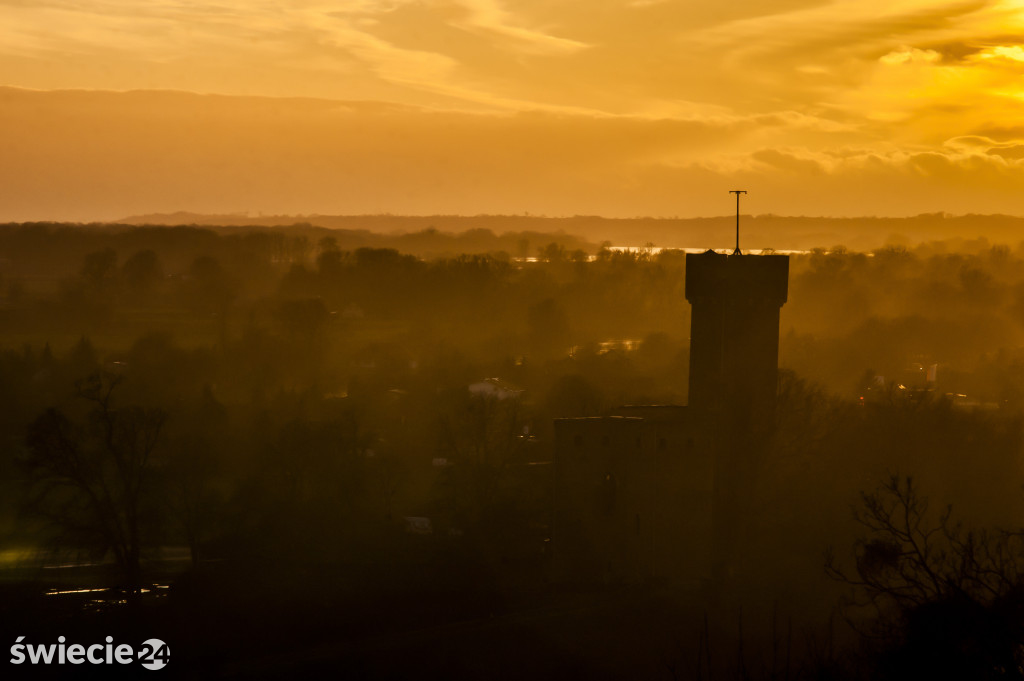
[685,250,789,580]
[552,230,792,585]
[685,251,789,423]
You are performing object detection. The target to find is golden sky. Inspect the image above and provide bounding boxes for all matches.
[3,0,1024,221]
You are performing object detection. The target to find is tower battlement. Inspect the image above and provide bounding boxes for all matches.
[685,251,789,418]
[684,251,789,306]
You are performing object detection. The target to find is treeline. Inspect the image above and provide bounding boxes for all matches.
[8,223,1024,404]
[0,222,596,280]
[783,243,1024,402]
[0,226,694,582]
[115,211,1024,253]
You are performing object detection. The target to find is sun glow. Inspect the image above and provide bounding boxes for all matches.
[2,0,1024,219]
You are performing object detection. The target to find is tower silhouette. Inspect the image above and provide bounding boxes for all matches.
[553,230,791,584]
[685,251,789,424]
[685,250,789,580]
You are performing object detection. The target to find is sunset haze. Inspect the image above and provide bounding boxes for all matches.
[3,0,1024,222]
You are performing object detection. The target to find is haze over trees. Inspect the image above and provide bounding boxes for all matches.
[2,220,1024,677]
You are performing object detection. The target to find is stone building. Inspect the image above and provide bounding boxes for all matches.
[552,250,789,584]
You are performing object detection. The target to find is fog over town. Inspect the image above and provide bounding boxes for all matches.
[6,0,1024,678]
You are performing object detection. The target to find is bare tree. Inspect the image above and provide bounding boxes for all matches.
[826,475,1024,679]
[23,373,166,593]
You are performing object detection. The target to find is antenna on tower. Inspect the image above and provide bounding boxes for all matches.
[728,190,747,255]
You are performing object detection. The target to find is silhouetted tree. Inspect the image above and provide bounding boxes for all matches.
[539,242,567,262]
[122,249,163,296]
[23,373,166,593]
[186,256,237,344]
[80,248,118,290]
[315,236,344,277]
[826,475,1024,680]
[435,389,530,546]
[527,297,570,358]
[163,386,228,567]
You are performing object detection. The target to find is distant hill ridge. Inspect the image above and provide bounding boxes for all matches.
[116,212,1024,252]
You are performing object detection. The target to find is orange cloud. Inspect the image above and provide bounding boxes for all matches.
[2,1,1024,218]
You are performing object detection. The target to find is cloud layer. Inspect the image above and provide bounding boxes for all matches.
[2,0,1024,219]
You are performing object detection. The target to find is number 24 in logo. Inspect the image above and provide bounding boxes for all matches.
[138,639,170,671]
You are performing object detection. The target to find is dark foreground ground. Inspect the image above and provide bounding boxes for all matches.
[0,554,845,681]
